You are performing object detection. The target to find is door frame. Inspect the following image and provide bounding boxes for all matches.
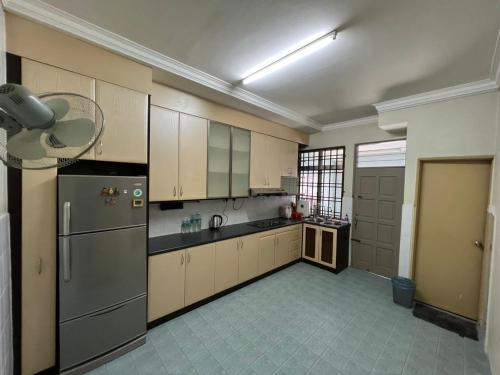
[351,138,407,275]
[410,156,494,320]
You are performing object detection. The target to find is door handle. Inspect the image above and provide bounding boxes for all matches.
[351,238,361,243]
[173,186,176,197]
[240,239,243,249]
[62,236,71,282]
[187,252,191,263]
[354,217,358,228]
[181,253,184,265]
[63,202,71,235]
[89,303,126,318]
[38,257,42,275]
[180,186,183,197]
[474,240,484,250]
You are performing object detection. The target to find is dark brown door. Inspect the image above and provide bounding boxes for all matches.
[302,225,318,261]
[352,167,404,277]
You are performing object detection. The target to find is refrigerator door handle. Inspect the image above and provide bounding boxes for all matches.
[63,202,71,235]
[62,236,71,282]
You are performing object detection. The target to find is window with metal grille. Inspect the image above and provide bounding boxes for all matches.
[298,147,345,218]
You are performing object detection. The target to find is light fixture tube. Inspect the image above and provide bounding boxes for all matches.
[242,30,337,85]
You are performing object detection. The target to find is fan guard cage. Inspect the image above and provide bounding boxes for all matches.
[0,92,104,170]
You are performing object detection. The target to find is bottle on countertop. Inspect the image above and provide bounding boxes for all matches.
[344,214,349,223]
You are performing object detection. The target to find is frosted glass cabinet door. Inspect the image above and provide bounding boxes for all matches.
[208,122,231,198]
[231,128,250,197]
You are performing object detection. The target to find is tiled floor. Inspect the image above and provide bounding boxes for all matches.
[87,263,491,375]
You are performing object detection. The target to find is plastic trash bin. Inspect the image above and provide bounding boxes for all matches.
[391,276,416,308]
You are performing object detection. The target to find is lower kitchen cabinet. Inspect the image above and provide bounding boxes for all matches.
[215,238,239,293]
[318,227,337,268]
[275,231,294,268]
[302,224,319,262]
[185,244,216,305]
[148,250,185,322]
[258,234,276,274]
[238,234,260,283]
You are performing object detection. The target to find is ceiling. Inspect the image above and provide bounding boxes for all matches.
[40,0,500,129]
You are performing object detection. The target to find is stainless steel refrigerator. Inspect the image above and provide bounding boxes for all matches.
[58,175,147,373]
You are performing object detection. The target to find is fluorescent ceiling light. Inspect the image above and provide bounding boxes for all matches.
[242,30,337,85]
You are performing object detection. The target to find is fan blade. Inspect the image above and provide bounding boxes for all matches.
[49,118,95,147]
[45,98,70,120]
[6,129,47,160]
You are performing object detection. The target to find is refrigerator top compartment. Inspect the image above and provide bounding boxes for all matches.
[58,174,147,235]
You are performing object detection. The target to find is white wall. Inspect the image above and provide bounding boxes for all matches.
[308,122,400,221]
[486,90,500,373]
[0,5,13,375]
[379,92,499,276]
[149,196,293,237]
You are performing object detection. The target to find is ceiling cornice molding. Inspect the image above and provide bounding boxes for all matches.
[321,115,378,131]
[2,0,322,130]
[491,29,500,87]
[373,79,499,113]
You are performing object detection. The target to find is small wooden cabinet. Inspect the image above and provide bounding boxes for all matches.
[215,238,239,293]
[95,80,148,163]
[275,230,294,268]
[148,250,185,322]
[258,234,276,274]
[302,224,320,262]
[302,224,350,272]
[149,106,179,201]
[238,234,260,283]
[185,244,216,305]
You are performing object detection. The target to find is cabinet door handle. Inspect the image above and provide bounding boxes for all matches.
[62,237,71,282]
[38,257,42,275]
[180,186,183,197]
[173,186,176,197]
[181,253,184,265]
[240,239,243,249]
[187,252,191,263]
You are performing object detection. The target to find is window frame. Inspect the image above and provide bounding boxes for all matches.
[298,146,346,218]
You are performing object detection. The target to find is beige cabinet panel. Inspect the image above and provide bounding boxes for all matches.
[22,58,96,160]
[148,250,185,322]
[185,244,215,306]
[250,132,269,188]
[282,140,298,177]
[150,106,179,201]
[302,224,319,262]
[267,137,283,188]
[95,80,148,163]
[275,231,294,267]
[215,239,239,293]
[238,234,260,282]
[291,238,301,260]
[258,234,276,274]
[318,228,337,268]
[21,168,57,374]
[179,114,208,200]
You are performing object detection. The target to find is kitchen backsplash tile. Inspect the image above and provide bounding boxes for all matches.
[149,196,294,237]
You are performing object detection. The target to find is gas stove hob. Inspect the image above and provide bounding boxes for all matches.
[247,218,291,229]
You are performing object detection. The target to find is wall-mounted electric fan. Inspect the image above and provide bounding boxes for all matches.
[0,83,104,169]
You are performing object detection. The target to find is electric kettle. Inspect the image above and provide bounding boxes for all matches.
[209,214,223,230]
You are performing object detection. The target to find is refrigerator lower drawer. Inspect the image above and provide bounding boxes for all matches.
[59,295,146,371]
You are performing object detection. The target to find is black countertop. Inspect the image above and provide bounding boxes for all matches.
[149,218,350,256]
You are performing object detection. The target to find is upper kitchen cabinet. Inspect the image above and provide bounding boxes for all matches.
[22,59,96,160]
[95,80,148,163]
[150,106,179,201]
[231,127,251,197]
[208,122,231,198]
[207,122,251,198]
[250,132,298,189]
[179,114,208,200]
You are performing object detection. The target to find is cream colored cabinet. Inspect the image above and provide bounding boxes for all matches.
[290,228,302,260]
[250,132,298,189]
[275,230,295,267]
[185,244,216,305]
[148,250,185,322]
[179,113,208,200]
[258,234,276,274]
[215,238,239,293]
[317,227,337,269]
[302,224,320,262]
[238,233,260,282]
[281,140,299,177]
[150,106,179,201]
[22,58,96,160]
[95,80,148,163]
[250,132,269,188]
